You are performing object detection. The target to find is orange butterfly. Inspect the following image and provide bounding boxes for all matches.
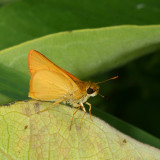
[28,49,118,127]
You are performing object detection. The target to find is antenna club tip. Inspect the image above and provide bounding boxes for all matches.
[113,75,119,79]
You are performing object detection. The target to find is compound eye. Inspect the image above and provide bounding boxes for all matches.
[87,87,94,94]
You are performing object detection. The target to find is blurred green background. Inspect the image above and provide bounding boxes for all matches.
[0,0,160,142]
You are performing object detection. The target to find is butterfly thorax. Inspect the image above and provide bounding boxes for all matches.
[64,81,99,107]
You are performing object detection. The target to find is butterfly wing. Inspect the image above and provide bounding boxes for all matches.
[28,50,81,101]
[28,49,81,82]
[29,69,78,101]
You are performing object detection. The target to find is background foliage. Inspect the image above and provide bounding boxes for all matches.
[0,0,160,148]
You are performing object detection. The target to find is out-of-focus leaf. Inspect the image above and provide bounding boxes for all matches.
[0,25,160,105]
[0,0,19,7]
[0,0,160,50]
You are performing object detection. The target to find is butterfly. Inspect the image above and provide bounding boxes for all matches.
[28,49,118,128]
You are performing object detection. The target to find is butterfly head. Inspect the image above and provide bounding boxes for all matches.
[86,82,100,97]
[86,76,118,98]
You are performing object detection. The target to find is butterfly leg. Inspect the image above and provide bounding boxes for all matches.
[70,106,81,129]
[85,102,92,121]
[80,104,86,127]
[38,99,64,113]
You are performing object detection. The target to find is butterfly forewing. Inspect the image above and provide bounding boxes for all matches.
[28,50,82,101]
[28,49,81,82]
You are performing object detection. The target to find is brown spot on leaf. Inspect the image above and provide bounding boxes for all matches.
[24,125,28,130]
[123,139,127,143]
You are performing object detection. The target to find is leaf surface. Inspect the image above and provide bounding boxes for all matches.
[0,100,159,160]
[0,25,160,104]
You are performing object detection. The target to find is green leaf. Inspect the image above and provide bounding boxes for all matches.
[0,100,160,160]
[0,0,19,7]
[0,0,160,50]
[92,107,160,149]
[0,25,160,103]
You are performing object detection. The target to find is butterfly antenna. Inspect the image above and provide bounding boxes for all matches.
[96,75,118,84]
